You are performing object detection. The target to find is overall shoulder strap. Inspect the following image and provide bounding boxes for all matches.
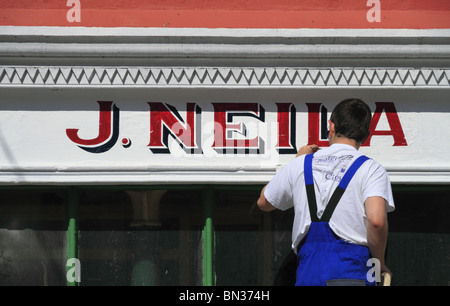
[320,155,370,222]
[304,153,319,222]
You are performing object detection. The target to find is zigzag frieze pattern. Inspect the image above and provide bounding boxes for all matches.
[0,67,449,87]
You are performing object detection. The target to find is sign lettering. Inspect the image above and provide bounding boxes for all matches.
[147,102,202,154]
[66,101,120,153]
[66,101,407,154]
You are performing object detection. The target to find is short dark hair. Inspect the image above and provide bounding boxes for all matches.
[330,98,372,143]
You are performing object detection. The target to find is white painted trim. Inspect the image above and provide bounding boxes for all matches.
[1,26,449,38]
[0,170,449,185]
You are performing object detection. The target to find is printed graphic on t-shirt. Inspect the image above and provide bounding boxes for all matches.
[313,154,355,188]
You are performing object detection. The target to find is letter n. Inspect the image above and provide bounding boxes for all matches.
[148,102,202,154]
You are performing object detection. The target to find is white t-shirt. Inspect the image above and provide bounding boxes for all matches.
[264,143,395,252]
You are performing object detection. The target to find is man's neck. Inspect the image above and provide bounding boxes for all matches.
[330,137,360,150]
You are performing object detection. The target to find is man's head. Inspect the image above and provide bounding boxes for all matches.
[329,98,371,144]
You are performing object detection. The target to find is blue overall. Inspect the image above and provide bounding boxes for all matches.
[295,153,376,286]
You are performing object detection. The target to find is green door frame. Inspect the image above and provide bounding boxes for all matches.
[66,187,79,286]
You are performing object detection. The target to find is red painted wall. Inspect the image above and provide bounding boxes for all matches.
[1,0,449,28]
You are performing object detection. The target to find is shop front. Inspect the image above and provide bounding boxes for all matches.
[0,1,449,286]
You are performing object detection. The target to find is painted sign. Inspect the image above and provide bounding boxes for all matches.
[0,88,448,184]
[65,101,407,155]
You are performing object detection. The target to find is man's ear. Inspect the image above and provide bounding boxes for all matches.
[328,120,335,138]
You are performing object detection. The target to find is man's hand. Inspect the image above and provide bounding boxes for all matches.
[257,144,320,213]
[296,144,320,157]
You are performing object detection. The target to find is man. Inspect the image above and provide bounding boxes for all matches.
[257,98,395,286]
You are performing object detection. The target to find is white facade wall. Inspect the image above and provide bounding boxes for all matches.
[0,27,449,185]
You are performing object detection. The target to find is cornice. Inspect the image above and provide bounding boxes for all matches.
[0,66,448,88]
[1,27,449,67]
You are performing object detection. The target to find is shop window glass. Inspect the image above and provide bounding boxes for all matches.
[78,189,203,286]
[0,189,66,286]
[214,190,294,286]
[213,186,450,286]
[1,185,448,286]
[387,185,450,286]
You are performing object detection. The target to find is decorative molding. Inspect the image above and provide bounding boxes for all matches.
[1,28,449,61]
[0,66,449,87]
